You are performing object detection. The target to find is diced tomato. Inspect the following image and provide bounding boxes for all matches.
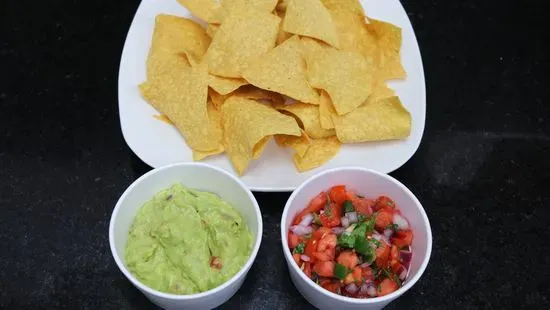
[373,196,395,211]
[210,256,222,269]
[352,197,374,215]
[312,226,332,240]
[361,266,375,281]
[377,278,399,296]
[319,203,342,227]
[313,233,336,261]
[313,261,335,277]
[303,262,312,278]
[390,260,405,275]
[304,238,318,263]
[375,210,393,231]
[293,192,328,225]
[391,229,413,248]
[329,185,348,205]
[346,190,358,201]
[288,232,301,249]
[337,251,359,269]
[321,280,341,294]
[390,245,399,261]
[343,268,363,285]
[292,253,302,265]
[375,241,391,268]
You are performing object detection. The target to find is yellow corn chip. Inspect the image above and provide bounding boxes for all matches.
[222,0,278,13]
[366,18,406,80]
[292,136,340,172]
[330,10,371,56]
[208,88,229,108]
[192,101,225,160]
[234,85,285,106]
[205,9,280,78]
[275,129,311,157]
[275,102,335,138]
[221,96,301,175]
[321,0,365,15]
[318,91,336,129]
[139,62,220,151]
[283,0,339,48]
[146,15,211,79]
[208,75,248,95]
[253,136,270,159]
[206,23,219,38]
[276,0,288,11]
[306,47,373,115]
[331,96,411,143]
[370,79,395,102]
[177,0,222,23]
[275,10,292,45]
[243,36,319,105]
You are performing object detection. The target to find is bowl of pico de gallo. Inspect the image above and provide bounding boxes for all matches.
[281,167,432,310]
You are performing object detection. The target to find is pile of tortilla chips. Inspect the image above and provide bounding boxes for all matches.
[138,0,412,176]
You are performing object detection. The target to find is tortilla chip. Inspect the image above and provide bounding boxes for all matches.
[206,23,219,38]
[366,18,406,81]
[275,10,292,45]
[234,85,285,106]
[221,96,301,175]
[330,10,371,56]
[370,79,395,102]
[275,102,335,138]
[208,75,248,95]
[222,0,278,13]
[331,96,411,143]
[276,0,288,11]
[292,136,340,172]
[208,88,228,108]
[283,0,339,48]
[146,15,211,79]
[243,36,319,105]
[318,91,336,129]
[139,62,220,151]
[192,102,225,160]
[177,0,222,23]
[253,136,270,159]
[275,129,311,157]
[321,0,365,15]
[306,47,373,115]
[205,9,280,78]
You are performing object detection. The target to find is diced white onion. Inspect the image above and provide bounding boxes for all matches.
[299,213,314,227]
[290,225,313,236]
[393,213,409,230]
[345,212,358,223]
[345,283,359,294]
[366,284,377,297]
[341,216,350,228]
[383,229,394,239]
[301,254,311,262]
[399,267,408,281]
[331,227,345,235]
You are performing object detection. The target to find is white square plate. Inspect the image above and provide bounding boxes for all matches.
[118,0,426,191]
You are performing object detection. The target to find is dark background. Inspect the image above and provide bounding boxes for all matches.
[1,0,549,309]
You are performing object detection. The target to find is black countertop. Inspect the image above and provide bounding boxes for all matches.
[1,0,549,309]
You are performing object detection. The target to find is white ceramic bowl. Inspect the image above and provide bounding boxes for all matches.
[109,163,263,310]
[281,167,432,310]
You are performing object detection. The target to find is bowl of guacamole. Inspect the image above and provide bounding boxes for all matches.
[109,163,262,310]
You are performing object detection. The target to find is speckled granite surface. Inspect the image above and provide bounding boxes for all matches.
[0,0,548,309]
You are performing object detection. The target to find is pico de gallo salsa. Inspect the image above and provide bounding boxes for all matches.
[287,185,413,298]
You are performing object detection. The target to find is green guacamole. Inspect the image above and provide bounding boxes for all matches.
[125,183,252,294]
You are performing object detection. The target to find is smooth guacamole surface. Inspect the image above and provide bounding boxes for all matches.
[125,183,252,294]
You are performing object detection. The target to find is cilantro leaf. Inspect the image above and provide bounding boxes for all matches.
[386,223,399,231]
[337,232,356,248]
[364,215,376,234]
[355,238,376,264]
[370,238,381,248]
[334,263,349,280]
[357,214,366,222]
[343,200,355,213]
[293,242,305,254]
[312,213,321,225]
